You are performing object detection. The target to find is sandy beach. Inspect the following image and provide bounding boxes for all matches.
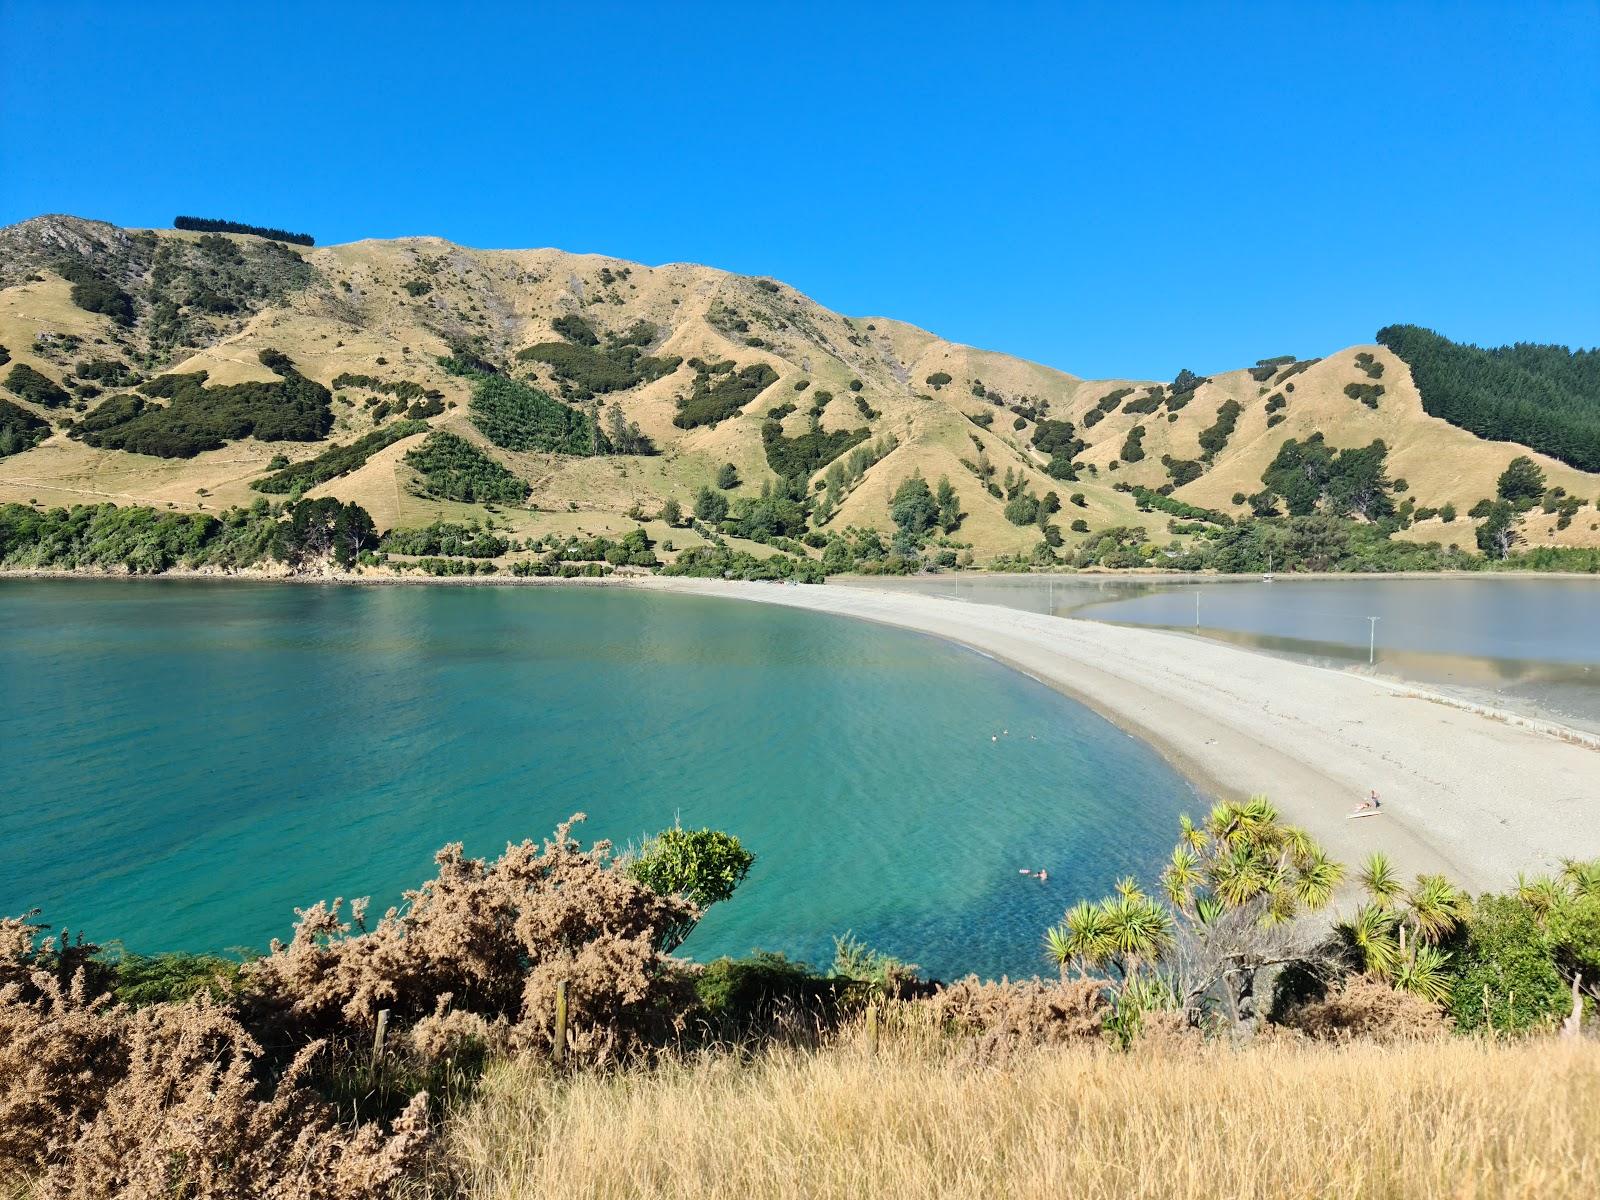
[639,577,1600,893]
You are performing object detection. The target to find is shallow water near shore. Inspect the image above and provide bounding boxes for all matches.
[0,579,1197,980]
[841,575,1600,734]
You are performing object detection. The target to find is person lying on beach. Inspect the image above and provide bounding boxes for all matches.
[1350,789,1383,816]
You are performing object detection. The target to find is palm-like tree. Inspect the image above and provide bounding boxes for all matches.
[1406,874,1468,944]
[1391,944,1454,1005]
[1358,852,1404,908]
[1339,863,1469,999]
[1560,858,1600,899]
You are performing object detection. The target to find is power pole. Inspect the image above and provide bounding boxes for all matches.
[1367,616,1380,665]
[1195,591,1200,628]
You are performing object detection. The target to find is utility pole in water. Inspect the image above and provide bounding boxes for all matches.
[1367,616,1380,665]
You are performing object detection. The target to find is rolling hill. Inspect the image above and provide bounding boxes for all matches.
[3,214,1597,568]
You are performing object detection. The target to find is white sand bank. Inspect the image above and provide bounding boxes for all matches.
[639,578,1600,892]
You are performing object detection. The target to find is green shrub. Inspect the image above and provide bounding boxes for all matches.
[1447,895,1568,1033]
[1198,399,1242,458]
[1344,382,1385,409]
[252,420,429,493]
[1120,425,1146,463]
[75,359,139,387]
[470,375,601,455]
[404,431,530,503]
[380,520,509,558]
[925,371,952,388]
[762,421,867,478]
[0,398,50,458]
[106,952,243,1006]
[75,351,332,457]
[674,363,778,429]
[4,363,71,408]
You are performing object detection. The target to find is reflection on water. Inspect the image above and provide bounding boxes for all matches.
[836,575,1600,734]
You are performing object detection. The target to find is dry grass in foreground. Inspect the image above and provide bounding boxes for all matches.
[446,1035,1600,1200]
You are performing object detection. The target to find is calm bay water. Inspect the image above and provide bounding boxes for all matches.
[0,580,1197,981]
[841,575,1600,733]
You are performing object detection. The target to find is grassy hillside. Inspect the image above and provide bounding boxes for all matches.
[3,215,1597,565]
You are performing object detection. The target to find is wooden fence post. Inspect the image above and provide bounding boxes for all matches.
[554,980,568,1065]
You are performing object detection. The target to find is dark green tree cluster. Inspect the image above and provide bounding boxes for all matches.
[1259,434,1395,519]
[0,497,382,574]
[469,375,604,455]
[272,497,376,568]
[673,361,779,429]
[1495,455,1547,504]
[1081,388,1133,429]
[173,216,314,245]
[1120,425,1147,463]
[0,399,50,458]
[378,520,510,558]
[73,351,333,458]
[4,363,71,408]
[761,420,867,478]
[1344,382,1385,409]
[660,543,823,583]
[1030,419,1085,480]
[403,431,531,503]
[1377,324,1600,472]
[330,373,439,403]
[1197,399,1242,459]
[888,472,961,545]
[1248,355,1297,383]
[516,318,681,403]
[252,420,429,494]
[54,259,135,326]
[75,359,140,387]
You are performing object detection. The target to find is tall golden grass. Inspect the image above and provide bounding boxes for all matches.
[445,1032,1600,1200]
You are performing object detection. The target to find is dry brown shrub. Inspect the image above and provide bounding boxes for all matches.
[240,814,698,1064]
[0,916,429,1198]
[1286,975,1451,1043]
[1128,1006,1206,1054]
[918,976,1109,1052]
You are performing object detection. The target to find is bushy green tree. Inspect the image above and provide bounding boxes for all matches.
[693,486,729,524]
[1496,456,1547,505]
[889,473,937,538]
[1447,895,1568,1032]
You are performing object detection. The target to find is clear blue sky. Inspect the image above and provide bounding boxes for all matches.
[2,1,1596,379]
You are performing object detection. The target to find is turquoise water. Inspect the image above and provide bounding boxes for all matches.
[0,580,1197,981]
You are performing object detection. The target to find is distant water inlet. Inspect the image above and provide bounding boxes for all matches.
[843,575,1600,735]
[0,581,1197,981]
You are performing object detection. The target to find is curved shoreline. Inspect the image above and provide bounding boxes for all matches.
[7,567,1597,891]
[634,578,1600,893]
